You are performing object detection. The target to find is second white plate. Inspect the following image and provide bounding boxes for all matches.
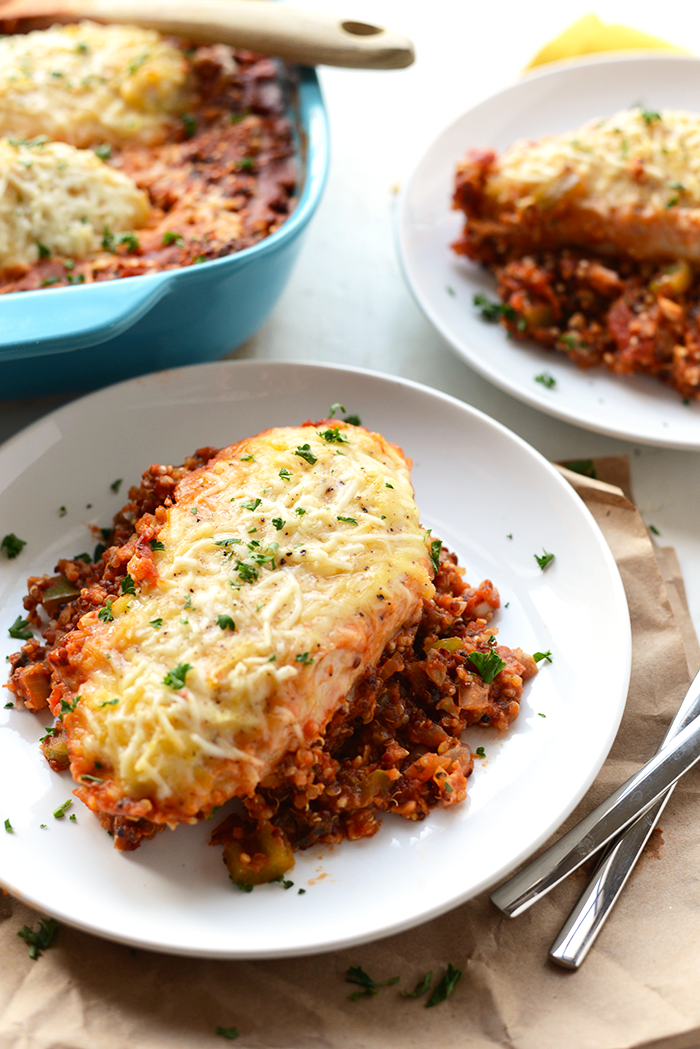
[0,360,630,957]
[398,54,700,449]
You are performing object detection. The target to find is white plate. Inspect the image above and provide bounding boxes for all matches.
[0,360,630,958]
[397,55,700,449]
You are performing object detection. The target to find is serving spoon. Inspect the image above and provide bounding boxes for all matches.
[0,0,415,69]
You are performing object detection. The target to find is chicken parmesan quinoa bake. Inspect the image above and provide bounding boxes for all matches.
[453,106,700,399]
[0,20,297,292]
[6,420,537,886]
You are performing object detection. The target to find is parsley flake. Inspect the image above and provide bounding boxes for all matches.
[475,746,486,758]
[295,652,314,665]
[150,618,163,628]
[533,650,553,663]
[215,1027,239,1041]
[346,965,400,1000]
[337,516,357,524]
[150,538,165,551]
[60,695,80,716]
[80,774,104,782]
[473,292,516,322]
[535,371,556,389]
[110,478,122,493]
[217,615,236,631]
[241,498,261,512]
[272,517,285,530]
[295,507,307,517]
[162,230,184,246]
[94,143,111,161]
[429,538,442,573]
[4,818,13,833]
[1,533,26,559]
[98,600,114,623]
[402,971,432,999]
[467,650,506,684]
[640,108,661,125]
[53,799,72,819]
[425,963,462,1007]
[534,549,555,571]
[17,918,58,960]
[163,663,192,690]
[120,574,136,595]
[279,468,291,480]
[294,444,317,465]
[8,616,32,640]
[329,403,345,417]
[319,427,348,444]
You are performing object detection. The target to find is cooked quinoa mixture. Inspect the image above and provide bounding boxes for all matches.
[7,449,536,884]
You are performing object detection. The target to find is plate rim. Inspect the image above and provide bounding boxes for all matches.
[0,359,632,957]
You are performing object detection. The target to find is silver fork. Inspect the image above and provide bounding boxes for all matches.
[490,668,700,928]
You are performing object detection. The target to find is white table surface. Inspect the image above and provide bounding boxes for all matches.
[3,0,700,637]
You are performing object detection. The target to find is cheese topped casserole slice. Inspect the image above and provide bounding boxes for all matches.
[454,107,700,261]
[0,22,191,147]
[56,423,434,828]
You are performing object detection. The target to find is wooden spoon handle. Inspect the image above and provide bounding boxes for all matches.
[0,0,415,68]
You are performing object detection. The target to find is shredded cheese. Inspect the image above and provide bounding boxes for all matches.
[0,138,149,270]
[67,425,434,818]
[0,21,192,148]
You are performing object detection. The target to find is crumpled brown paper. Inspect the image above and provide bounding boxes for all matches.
[2,457,700,1049]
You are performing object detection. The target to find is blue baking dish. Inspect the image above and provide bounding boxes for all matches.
[0,65,328,401]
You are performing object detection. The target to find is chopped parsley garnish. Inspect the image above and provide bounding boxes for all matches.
[560,333,581,351]
[329,403,345,417]
[150,539,165,551]
[337,515,357,524]
[162,230,184,246]
[1,533,26,559]
[295,507,307,516]
[649,523,660,536]
[192,254,207,264]
[564,459,597,479]
[97,600,114,623]
[640,108,661,125]
[467,650,506,684]
[475,746,486,757]
[60,695,80,716]
[4,818,13,833]
[76,42,88,52]
[535,371,556,389]
[74,552,91,563]
[429,538,442,574]
[237,157,254,170]
[319,427,348,444]
[385,483,394,489]
[4,702,14,709]
[99,699,118,707]
[534,549,555,570]
[110,478,123,493]
[94,142,111,160]
[343,414,361,426]
[69,814,77,822]
[240,454,255,462]
[59,505,67,516]
[120,574,136,595]
[234,882,253,892]
[217,615,236,631]
[17,918,58,960]
[215,1027,239,1040]
[40,276,59,287]
[402,971,432,999]
[473,292,516,322]
[102,226,115,251]
[241,498,262,512]
[279,467,291,480]
[236,559,260,583]
[346,965,400,1000]
[181,112,197,138]
[150,618,163,628]
[294,444,317,465]
[8,616,32,640]
[52,799,72,819]
[272,517,285,530]
[80,774,104,782]
[295,652,314,665]
[118,232,139,252]
[37,242,50,259]
[533,650,552,663]
[127,52,149,75]
[163,663,192,690]
[425,963,462,1007]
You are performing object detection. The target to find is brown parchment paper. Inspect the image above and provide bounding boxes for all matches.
[2,456,700,1049]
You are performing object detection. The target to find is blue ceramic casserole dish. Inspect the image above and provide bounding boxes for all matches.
[0,65,328,401]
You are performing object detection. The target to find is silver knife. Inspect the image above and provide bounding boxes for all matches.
[490,668,700,919]
[549,667,700,967]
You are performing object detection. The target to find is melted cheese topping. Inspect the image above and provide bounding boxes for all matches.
[0,138,149,269]
[67,424,434,818]
[0,22,192,148]
[487,107,700,215]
